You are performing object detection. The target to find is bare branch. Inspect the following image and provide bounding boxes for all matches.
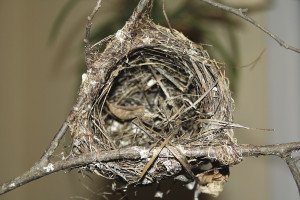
[84,0,103,67]
[40,121,69,163]
[2,142,300,196]
[0,121,69,195]
[238,142,300,157]
[162,0,173,33]
[0,145,142,195]
[129,0,153,22]
[284,155,300,195]
[84,0,152,67]
[199,0,300,54]
[238,143,300,194]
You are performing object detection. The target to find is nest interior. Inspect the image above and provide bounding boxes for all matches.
[69,14,241,196]
[92,46,232,150]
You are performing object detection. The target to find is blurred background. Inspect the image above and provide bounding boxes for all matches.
[0,0,299,199]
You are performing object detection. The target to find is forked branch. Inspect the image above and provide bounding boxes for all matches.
[0,121,69,196]
[199,0,300,53]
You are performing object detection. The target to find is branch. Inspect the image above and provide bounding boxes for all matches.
[238,142,300,157]
[0,121,69,195]
[2,142,300,196]
[199,0,300,54]
[239,143,300,195]
[129,0,153,22]
[84,0,103,67]
[284,155,300,195]
[40,121,69,164]
[84,0,151,66]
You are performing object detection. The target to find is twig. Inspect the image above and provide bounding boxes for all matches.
[129,0,153,22]
[2,142,300,196]
[199,0,300,54]
[84,0,103,67]
[40,121,69,164]
[239,49,265,70]
[239,143,300,194]
[284,155,300,195]
[0,121,69,195]
[238,142,300,157]
[162,0,173,33]
[90,34,114,49]
[224,0,273,13]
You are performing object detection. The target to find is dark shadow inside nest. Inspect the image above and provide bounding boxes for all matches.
[79,172,218,200]
[89,46,224,151]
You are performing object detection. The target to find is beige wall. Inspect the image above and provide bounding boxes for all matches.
[222,6,270,200]
[0,1,88,199]
[0,0,269,199]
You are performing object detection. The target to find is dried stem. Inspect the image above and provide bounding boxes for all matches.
[2,142,300,196]
[199,0,300,54]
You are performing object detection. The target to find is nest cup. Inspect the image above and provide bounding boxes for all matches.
[93,46,233,149]
[69,13,241,195]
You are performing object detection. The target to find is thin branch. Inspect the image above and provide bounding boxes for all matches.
[90,34,114,49]
[199,0,300,54]
[238,143,300,194]
[84,0,103,67]
[240,49,265,70]
[237,143,300,157]
[162,0,173,33]
[284,155,300,195]
[40,121,69,163]
[2,142,300,196]
[225,0,273,13]
[129,0,153,22]
[0,121,69,195]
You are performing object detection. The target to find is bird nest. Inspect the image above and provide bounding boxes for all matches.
[68,13,241,196]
